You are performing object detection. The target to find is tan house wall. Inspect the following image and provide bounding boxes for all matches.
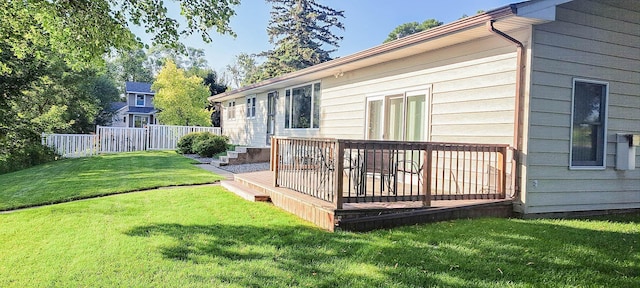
[222,94,269,147]
[312,28,529,144]
[522,0,640,214]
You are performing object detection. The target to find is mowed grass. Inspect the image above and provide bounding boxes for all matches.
[0,151,223,211]
[1,186,638,288]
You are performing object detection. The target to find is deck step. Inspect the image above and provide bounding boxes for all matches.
[220,180,270,202]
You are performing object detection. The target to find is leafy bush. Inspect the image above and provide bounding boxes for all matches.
[193,134,229,158]
[0,142,58,175]
[177,132,229,157]
[176,132,203,154]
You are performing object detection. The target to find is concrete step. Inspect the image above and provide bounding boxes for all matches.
[211,159,228,167]
[220,180,270,202]
[234,146,247,153]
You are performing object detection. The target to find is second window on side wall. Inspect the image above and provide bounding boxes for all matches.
[285,83,320,129]
[246,96,256,118]
[570,79,608,169]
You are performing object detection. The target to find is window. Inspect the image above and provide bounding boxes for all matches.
[285,82,320,129]
[123,117,126,123]
[570,79,608,168]
[227,101,236,120]
[246,96,256,118]
[366,90,428,141]
[136,94,145,106]
[133,115,149,128]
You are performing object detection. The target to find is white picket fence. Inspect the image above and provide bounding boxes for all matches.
[42,124,222,158]
[41,133,98,158]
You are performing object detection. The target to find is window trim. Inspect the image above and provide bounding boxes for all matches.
[227,100,236,120]
[246,95,256,119]
[569,78,609,170]
[364,87,430,141]
[284,81,321,130]
[135,94,145,107]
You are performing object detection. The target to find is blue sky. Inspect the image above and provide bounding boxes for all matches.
[132,0,518,72]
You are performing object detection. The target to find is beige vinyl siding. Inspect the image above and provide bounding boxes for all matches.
[524,0,640,214]
[316,29,528,143]
[223,94,269,147]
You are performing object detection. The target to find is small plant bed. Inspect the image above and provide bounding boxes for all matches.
[0,187,637,287]
[0,151,223,211]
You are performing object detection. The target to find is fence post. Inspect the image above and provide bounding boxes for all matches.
[333,140,344,210]
[423,145,432,207]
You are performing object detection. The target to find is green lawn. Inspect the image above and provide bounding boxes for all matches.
[0,186,638,287]
[0,151,223,211]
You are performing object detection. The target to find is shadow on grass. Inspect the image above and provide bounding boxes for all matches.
[125,218,639,287]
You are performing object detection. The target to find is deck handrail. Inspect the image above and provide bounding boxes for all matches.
[271,137,512,209]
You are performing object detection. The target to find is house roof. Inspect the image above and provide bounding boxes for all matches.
[109,102,127,112]
[125,81,155,94]
[209,0,571,102]
[127,106,156,114]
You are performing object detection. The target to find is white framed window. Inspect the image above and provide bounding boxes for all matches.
[284,82,320,129]
[365,89,429,141]
[227,100,236,120]
[133,115,149,128]
[570,79,608,169]
[135,94,145,107]
[246,96,256,118]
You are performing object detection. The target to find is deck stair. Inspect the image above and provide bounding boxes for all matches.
[220,180,270,202]
[212,147,270,167]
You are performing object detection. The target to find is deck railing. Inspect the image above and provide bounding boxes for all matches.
[272,137,512,209]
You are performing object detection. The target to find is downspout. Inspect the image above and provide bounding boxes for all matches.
[487,19,525,198]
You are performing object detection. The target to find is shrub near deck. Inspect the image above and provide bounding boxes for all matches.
[0,187,638,287]
[0,151,222,211]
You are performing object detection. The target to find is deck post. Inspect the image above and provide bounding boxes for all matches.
[423,145,432,207]
[498,147,507,199]
[333,140,344,210]
[272,137,280,187]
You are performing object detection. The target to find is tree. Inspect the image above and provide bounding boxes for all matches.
[1,0,239,73]
[0,0,239,172]
[254,0,345,82]
[152,60,211,126]
[383,19,443,43]
[107,49,154,84]
[226,53,262,88]
[203,71,229,96]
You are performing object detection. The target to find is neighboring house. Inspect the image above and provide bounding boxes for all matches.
[109,102,128,127]
[209,0,639,217]
[110,81,159,128]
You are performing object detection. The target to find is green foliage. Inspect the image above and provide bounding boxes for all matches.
[0,140,58,175]
[107,49,154,84]
[193,134,230,157]
[226,53,261,87]
[176,132,205,154]
[0,151,222,210]
[152,60,212,126]
[252,0,345,82]
[177,132,229,157]
[383,19,443,43]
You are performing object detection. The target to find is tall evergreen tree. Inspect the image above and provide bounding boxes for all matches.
[256,0,345,81]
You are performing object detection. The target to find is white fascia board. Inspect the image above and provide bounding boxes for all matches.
[516,0,572,21]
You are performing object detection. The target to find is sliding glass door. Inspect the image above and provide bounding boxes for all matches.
[366,90,428,141]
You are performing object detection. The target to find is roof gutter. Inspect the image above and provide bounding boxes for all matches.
[210,5,517,101]
[487,16,524,198]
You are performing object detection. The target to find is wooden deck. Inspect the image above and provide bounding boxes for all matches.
[233,170,513,232]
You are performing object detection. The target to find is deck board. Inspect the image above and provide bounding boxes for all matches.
[233,170,513,231]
